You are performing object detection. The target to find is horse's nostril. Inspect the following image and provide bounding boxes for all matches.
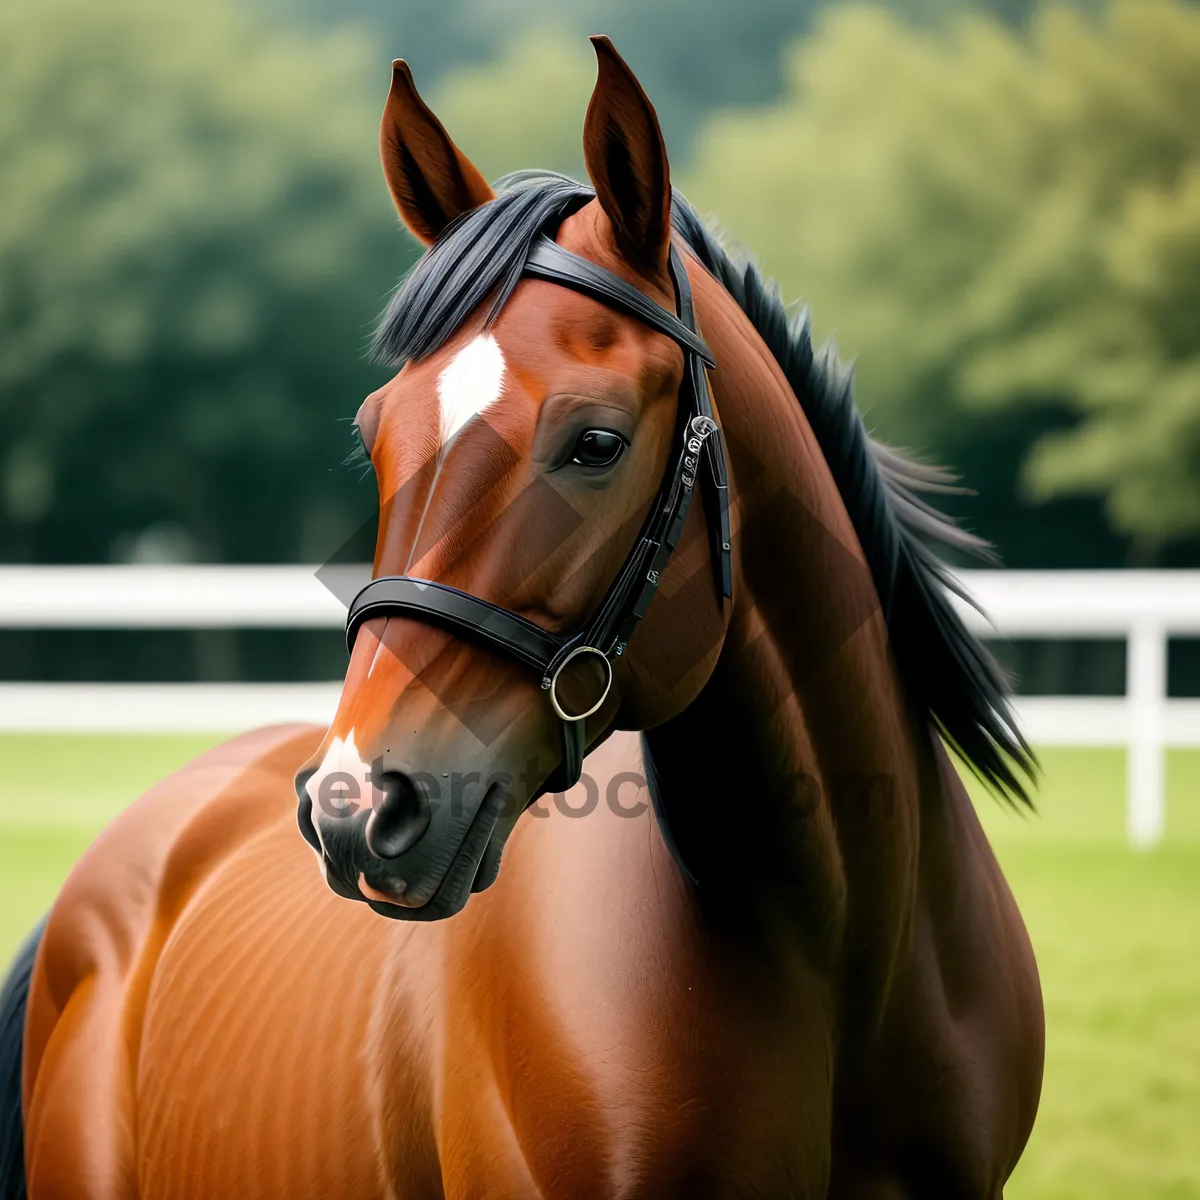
[365,771,432,860]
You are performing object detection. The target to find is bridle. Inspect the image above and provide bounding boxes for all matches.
[345,233,732,794]
[345,235,732,793]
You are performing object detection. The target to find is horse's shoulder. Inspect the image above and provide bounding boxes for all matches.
[24,724,323,1094]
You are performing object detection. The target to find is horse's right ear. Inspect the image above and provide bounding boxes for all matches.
[380,60,494,245]
[582,37,672,279]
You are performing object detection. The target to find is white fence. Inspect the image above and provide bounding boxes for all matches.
[1,566,1198,847]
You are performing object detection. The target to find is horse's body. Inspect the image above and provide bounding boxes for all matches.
[20,726,1036,1199]
[6,40,1042,1198]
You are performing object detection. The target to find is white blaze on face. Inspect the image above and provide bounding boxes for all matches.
[436,333,506,452]
[306,729,373,836]
[401,332,507,574]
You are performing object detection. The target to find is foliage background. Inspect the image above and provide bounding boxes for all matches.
[0,0,403,567]
[3,0,1198,571]
[684,2,1200,562]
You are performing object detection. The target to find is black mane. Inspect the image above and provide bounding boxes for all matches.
[373,174,591,364]
[373,172,1035,804]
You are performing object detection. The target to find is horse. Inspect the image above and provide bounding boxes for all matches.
[1,38,1044,1198]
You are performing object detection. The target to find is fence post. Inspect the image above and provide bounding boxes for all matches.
[1127,620,1166,847]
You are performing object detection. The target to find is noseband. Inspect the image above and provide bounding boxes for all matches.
[345,234,732,794]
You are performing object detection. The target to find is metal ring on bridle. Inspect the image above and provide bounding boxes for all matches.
[547,645,613,722]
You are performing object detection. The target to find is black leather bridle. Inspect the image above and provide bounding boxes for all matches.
[345,233,732,794]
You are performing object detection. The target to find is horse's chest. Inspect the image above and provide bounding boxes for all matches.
[135,829,407,1200]
[434,886,835,1196]
[439,994,833,1196]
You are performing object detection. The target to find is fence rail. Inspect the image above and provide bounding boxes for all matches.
[3,566,1198,846]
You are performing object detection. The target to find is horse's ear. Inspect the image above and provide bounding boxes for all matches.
[583,36,672,278]
[380,59,494,245]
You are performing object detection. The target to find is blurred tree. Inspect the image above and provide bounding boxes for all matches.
[259,0,565,91]
[433,33,594,182]
[0,0,409,564]
[573,0,824,157]
[1002,150,1200,543]
[266,0,1077,164]
[258,0,824,161]
[889,0,1087,26]
[683,1,1200,562]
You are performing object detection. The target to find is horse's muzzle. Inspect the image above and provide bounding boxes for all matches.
[295,767,509,921]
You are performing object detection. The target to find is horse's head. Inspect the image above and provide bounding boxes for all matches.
[296,39,731,920]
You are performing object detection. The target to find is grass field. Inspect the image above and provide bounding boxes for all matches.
[1,734,1197,1197]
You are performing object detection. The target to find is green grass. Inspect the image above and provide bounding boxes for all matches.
[0,736,1197,1197]
[0,734,224,958]
[968,748,1200,1200]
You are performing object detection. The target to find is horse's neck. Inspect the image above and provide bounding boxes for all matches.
[643,284,923,935]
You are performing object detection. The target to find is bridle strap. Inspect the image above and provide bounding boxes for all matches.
[345,578,558,670]
[523,237,716,368]
[345,232,732,796]
[674,246,733,601]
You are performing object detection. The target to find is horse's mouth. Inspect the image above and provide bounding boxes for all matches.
[352,781,509,923]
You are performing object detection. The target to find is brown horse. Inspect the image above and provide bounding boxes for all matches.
[2,39,1043,1198]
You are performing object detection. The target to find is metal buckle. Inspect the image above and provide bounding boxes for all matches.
[547,644,613,722]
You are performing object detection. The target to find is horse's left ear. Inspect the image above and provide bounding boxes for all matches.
[380,59,494,245]
[583,36,672,279]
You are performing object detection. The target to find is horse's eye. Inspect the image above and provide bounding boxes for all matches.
[570,428,627,468]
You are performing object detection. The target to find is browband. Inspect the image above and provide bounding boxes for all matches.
[523,238,716,368]
[346,233,732,795]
